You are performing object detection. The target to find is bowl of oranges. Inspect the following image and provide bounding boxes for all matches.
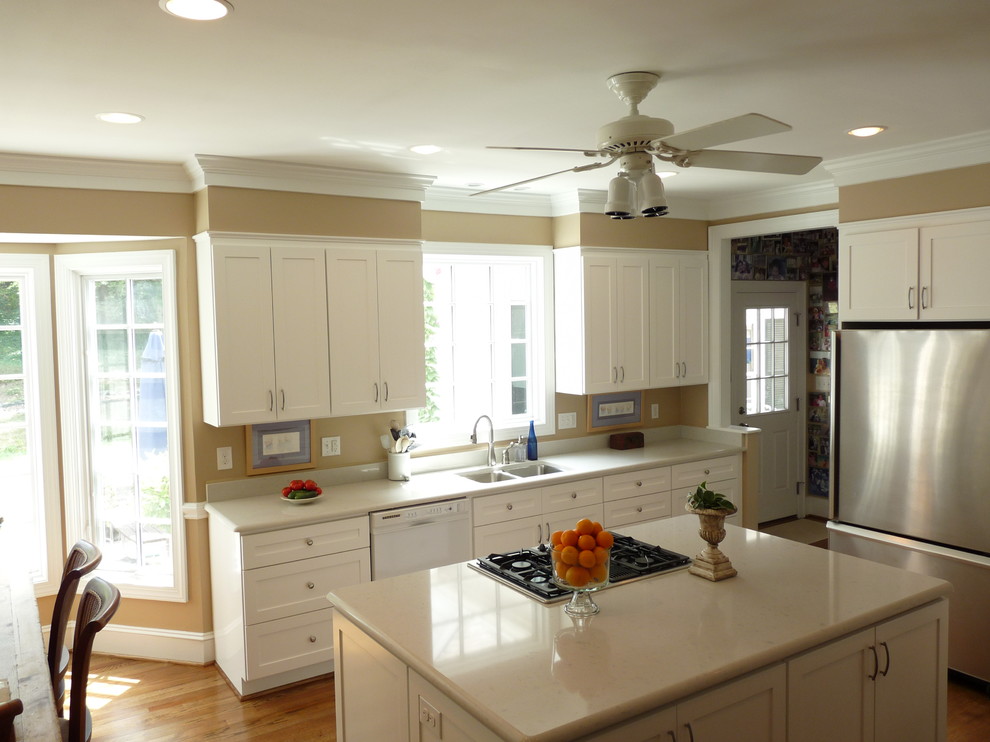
[550,518,614,616]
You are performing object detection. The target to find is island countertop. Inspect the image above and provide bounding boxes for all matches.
[327,515,952,742]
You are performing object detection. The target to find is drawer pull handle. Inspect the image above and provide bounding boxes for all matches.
[307,582,315,590]
[306,538,314,546]
[506,503,513,511]
[309,635,317,643]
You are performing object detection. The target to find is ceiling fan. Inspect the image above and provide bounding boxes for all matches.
[475,71,822,219]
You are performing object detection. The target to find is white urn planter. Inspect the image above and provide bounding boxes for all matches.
[685,503,738,581]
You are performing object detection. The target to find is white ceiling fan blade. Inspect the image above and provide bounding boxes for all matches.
[471,158,617,196]
[684,149,822,175]
[660,113,791,151]
[488,145,607,157]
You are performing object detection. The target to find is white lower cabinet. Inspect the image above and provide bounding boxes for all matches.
[209,515,371,697]
[671,455,742,525]
[472,479,604,556]
[409,670,503,742]
[603,466,673,529]
[787,600,948,742]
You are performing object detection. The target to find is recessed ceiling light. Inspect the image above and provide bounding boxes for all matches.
[96,112,145,124]
[159,0,232,21]
[409,144,443,155]
[848,125,887,138]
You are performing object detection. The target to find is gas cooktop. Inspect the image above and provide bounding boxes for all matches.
[470,533,692,603]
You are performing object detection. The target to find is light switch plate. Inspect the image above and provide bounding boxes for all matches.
[558,412,577,429]
[651,403,659,419]
[322,436,341,456]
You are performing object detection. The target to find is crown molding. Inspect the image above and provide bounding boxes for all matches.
[0,152,192,192]
[704,180,839,222]
[422,186,555,216]
[187,154,435,201]
[823,129,990,187]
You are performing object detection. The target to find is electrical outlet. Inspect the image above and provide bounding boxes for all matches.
[217,446,232,470]
[651,403,659,419]
[322,436,341,456]
[419,697,440,730]
[558,411,577,429]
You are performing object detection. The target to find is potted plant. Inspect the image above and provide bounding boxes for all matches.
[684,481,738,581]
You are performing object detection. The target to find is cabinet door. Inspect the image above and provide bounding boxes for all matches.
[271,247,332,420]
[377,249,426,411]
[615,257,650,389]
[788,628,875,742]
[583,256,620,394]
[920,220,990,320]
[839,229,919,321]
[678,253,709,385]
[874,601,947,742]
[326,248,383,416]
[677,663,787,742]
[206,243,277,425]
[650,255,679,387]
[473,515,543,556]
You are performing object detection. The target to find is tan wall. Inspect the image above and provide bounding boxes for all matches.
[574,213,709,249]
[839,163,990,222]
[423,211,552,245]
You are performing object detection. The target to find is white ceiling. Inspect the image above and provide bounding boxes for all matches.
[4,0,990,212]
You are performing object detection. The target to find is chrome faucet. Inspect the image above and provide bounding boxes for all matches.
[470,414,497,467]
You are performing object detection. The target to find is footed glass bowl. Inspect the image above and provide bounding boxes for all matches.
[551,546,610,617]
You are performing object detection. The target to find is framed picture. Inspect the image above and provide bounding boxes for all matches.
[587,391,642,432]
[245,420,315,476]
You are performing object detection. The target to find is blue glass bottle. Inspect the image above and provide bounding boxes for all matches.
[526,420,538,460]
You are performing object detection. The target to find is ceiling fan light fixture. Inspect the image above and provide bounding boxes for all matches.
[159,0,232,21]
[605,175,635,219]
[637,171,669,217]
[848,125,887,138]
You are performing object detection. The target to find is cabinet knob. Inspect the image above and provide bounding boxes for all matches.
[570,492,577,499]
[307,581,315,590]
[309,635,317,643]
[506,503,513,511]
[306,538,314,546]
[636,506,643,513]
[704,468,710,475]
[635,481,643,487]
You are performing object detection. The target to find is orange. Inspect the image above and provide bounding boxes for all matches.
[593,546,609,565]
[596,530,614,549]
[591,521,603,537]
[578,549,597,569]
[577,534,597,551]
[565,566,591,587]
[561,530,579,548]
[560,545,579,566]
[550,530,564,546]
[575,518,595,536]
[590,563,608,583]
[555,560,569,579]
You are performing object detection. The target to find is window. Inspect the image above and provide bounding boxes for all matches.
[56,251,186,601]
[0,255,61,594]
[744,306,789,414]
[414,245,554,447]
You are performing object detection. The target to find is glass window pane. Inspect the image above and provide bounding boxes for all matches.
[511,381,527,415]
[0,329,22,374]
[99,379,132,423]
[132,279,163,324]
[510,343,527,377]
[0,379,26,424]
[97,329,130,373]
[510,305,526,340]
[94,280,127,324]
[0,281,20,325]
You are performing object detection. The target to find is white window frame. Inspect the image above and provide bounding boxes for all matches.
[0,253,62,596]
[414,243,555,449]
[55,250,187,602]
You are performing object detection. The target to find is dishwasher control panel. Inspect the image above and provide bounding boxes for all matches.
[371,498,469,527]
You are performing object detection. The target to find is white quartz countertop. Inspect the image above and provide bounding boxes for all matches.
[204,437,742,534]
[326,516,951,742]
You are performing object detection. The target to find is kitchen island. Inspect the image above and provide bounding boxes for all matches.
[327,516,951,742]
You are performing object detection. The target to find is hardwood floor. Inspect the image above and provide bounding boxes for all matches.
[77,653,990,740]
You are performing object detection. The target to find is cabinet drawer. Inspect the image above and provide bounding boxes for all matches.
[245,607,334,680]
[472,488,542,527]
[241,516,369,569]
[603,467,671,502]
[604,491,672,528]
[541,478,603,513]
[244,548,371,625]
[671,455,740,489]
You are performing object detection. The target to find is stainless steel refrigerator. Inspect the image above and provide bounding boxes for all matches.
[829,326,990,681]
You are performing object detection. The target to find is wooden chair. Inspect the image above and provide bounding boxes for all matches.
[48,540,102,717]
[60,576,120,742]
[0,699,24,742]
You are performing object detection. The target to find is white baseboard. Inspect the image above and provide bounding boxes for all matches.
[46,623,216,665]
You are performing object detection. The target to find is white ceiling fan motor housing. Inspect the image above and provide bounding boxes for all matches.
[598,115,675,154]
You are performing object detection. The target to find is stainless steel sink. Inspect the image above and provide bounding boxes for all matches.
[457,469,520,483]
[502,462,564,478]
[456,461,565,483]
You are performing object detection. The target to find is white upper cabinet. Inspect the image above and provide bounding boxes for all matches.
[650,251,708,387]
[555,248,650,395]
[840,219,990,322]
[197,235,331,427]
[325,245,426,416]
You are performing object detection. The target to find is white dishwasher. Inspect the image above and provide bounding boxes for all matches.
[370,499,472,580]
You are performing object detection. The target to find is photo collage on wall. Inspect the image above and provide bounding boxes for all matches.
[731,228,839,498]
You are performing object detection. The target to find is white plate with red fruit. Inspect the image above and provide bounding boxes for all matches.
[281,479,323,504]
